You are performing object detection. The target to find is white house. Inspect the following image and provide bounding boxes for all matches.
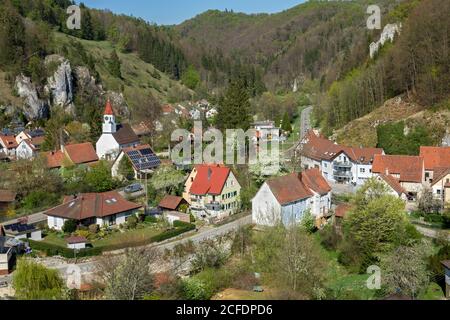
[252,168,332,227]
[206,108,218,119]
[16,136,45,160]
[66,236,88,250]
[96,100,140,160]
[253,121,281,143]
[299,130,384,186]
[0,135,18,157]
[111,144,161,180]
[2,221,42,241]
[45,191,142,231]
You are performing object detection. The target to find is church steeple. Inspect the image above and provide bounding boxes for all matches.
[102,99,116,134]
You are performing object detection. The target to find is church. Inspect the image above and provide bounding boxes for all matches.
[96,100,140,160]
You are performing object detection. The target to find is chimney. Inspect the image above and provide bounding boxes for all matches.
[385,168,389,175]
[207,168,212,181]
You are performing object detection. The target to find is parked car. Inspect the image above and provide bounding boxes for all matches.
[124,183,143,194]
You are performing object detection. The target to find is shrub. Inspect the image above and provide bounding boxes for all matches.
[173,220,192,228]
[62,220,77,234]
[190,213,196,223]
[182,277,214,300]
[443,211,450,229]
[301,210,316,234]
[127,216,138,229]
[75,229,90,239]
[89,224,99,234]
[151,223,195,242]
[319,224,341,250]
[145,215,158,223]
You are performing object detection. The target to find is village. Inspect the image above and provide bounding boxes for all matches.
[0,97,449,300]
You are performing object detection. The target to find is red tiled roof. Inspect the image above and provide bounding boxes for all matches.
[66,236,88,244]
[301,168,332,195]
[335,203,353,218]
[431,167,450,187]
[301,130,382,164]
[44,143,98,168]
[44,150,65,169]
[266,168,331,206]
[189,164,231,196]
[46,191,142,220]
[159,195,184,210]
[0,135,18,149]
[378,174,406,195]
[301,130,341,161]
[104,99,114,115]
[419,146,450,171]
[64,142,99,165]
[372,154,424,183]
[162,104,175,114]
[0,190,16,202]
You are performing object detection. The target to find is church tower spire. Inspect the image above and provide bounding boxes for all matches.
[102,99,116,134]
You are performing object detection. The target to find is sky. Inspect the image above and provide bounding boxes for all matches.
[78,0,306,25]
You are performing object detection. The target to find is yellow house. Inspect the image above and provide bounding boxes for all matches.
[183,164,241,221]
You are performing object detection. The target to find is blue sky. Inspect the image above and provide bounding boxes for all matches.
[78,0,306,25]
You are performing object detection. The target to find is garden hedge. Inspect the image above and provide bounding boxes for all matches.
[28,240,103,258]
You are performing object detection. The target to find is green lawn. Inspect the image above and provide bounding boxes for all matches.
[418,282,445,300]
[41,222,166,250]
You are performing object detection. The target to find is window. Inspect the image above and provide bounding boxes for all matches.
[437,189,441,195]
[324,163,327,168]
[360,168,366,173]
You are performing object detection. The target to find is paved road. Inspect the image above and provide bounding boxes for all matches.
[285,106,313,158]
[299,106,313,140]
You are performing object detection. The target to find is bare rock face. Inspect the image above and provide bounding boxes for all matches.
[106,91,130,118]
[73,66,99,93]
[45,55,74,114]
[14,74,49,120]
[73,66,129,118]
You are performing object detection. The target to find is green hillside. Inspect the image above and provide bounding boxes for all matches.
[53,32,193,105]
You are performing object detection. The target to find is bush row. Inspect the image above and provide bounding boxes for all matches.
[151,223,196,243]
[28,240,103,258]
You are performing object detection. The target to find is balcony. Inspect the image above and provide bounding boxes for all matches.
[333,161,352,169]
[205,202,222,212]
[333,170,352,179]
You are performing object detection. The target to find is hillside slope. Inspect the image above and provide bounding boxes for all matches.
[332,95,450,149]
[53,32,193,105]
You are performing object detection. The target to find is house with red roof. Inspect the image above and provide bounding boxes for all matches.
[0,134,18,157]
[299,130,384,186]
[43,142,99,169]
[372,154,425,199]
[252,168,332,227]
[419,146,450,183]
[183,164,241,221]
[45,191,142,231]
[429,167,450,207]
